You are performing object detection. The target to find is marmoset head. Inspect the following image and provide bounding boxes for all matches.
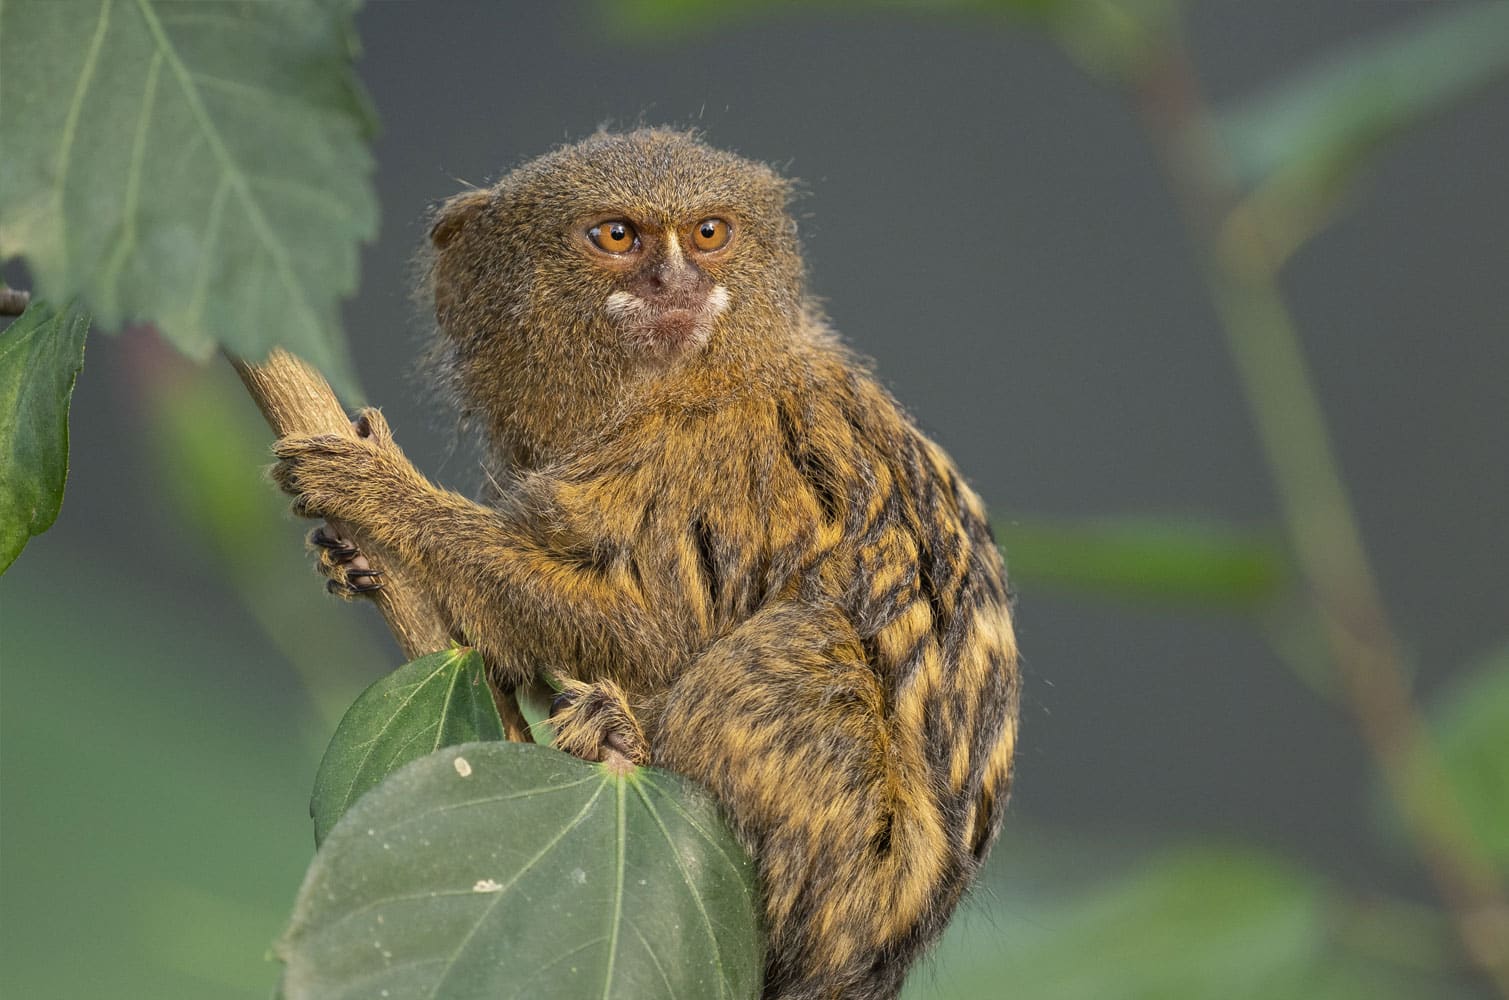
[425,129,805,465]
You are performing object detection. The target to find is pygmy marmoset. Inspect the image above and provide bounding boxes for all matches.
[272,128,1020,1000]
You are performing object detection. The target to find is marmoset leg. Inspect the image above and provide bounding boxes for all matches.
[655,601,969,1000]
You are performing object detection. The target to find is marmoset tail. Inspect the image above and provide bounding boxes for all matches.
[274,128,1020,1000]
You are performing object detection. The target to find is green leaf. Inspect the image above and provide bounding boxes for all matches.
[1426,645,1509,873]
[311,648,505,845]
[280,742,763,1000]
[1218,4,1509,193]
[908,847,1445,999]
[0,299,89,574]
[999,515,1288,609]
[0,0,377,398]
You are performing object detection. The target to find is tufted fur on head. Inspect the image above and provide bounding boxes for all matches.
[423,128,809,470]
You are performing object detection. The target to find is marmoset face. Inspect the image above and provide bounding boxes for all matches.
[583,213,734,356]
[515,130,802,361]
[426,129,809,459]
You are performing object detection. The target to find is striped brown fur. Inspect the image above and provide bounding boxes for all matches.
[273,129,1019,999]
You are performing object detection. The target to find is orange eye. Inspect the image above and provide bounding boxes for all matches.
[589,220,638,254]
[691,217,731,252]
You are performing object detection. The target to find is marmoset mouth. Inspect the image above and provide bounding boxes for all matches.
[606,286,729,355]
[649,307,699,341]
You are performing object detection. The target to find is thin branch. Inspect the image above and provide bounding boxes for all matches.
[229,347,530,742]
[1131,44,1509,995]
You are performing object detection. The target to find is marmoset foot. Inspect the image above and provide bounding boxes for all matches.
[309,523,383,599]
[549,678,649,771]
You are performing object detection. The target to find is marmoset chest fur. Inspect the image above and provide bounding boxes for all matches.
[275,128,1019,1000]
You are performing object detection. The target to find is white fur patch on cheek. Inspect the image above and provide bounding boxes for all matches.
[605,290,646,319]
[707,285,731,318]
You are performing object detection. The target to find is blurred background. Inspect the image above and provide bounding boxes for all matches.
[2,1,1506,997]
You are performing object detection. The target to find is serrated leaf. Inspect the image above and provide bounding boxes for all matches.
[1218,3,1509,193]
[280,743,762,1000]
[0,0,377,398]
[1426,645,1509,873]
[908,847,1446,999]
[311,648,505,845]
[0,299,89,573]
[999,515,1288,609]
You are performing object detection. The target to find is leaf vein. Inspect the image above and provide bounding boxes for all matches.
[133,0,327,344]
[633,782,733,999]
[631,923,678,1000]
[181,153,230,330]
[338,651,461,810]
[601,777,627,999]
[425,782,609,998]
[645,777,756,904]
[188,68,351,118]
[99,49,162,312]
[247,173,359,222]
[53,0,115,278]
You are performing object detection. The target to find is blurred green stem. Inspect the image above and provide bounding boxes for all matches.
[1130,37,1509,996]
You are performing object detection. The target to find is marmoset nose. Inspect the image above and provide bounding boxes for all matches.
[641,258,707,302]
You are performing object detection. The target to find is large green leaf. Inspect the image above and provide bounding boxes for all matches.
[311,648,505,845]
[280,742,763,1000]
[0,0,376,397]
[1218,3,1509,193]
[999,515,1288,609]
[907,847,1450,999]
[0,299,89,573]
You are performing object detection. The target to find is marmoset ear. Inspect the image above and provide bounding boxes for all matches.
[428,188,493,249]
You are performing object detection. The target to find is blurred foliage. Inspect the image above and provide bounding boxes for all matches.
[0,299,88,572]
[1217,4,1509,195]
[604,0,1029,37]
[0,0,375,397]
[0,541,1479,998]
[0,551,321,998]
[143,355,388,732]
[310,647,504,844]
[2,0,1506,996]
[281,743,764,999]
[1417,646,1509,875]
[1215,3,1509,275]
[1000,516,1287,609]
[909,848,1459,1000]
[602,0,1183,79]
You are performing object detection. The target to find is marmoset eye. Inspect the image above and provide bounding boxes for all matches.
[589,220,639,253]
[691,217,731,252]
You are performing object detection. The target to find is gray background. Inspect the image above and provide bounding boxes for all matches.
[33,0,1509,900]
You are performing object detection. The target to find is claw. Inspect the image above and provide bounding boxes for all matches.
[309,525,342,548]
[310,530,358,562]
